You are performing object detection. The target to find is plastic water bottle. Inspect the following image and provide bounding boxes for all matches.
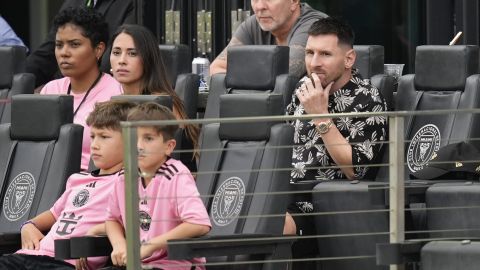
[192,56,210,92]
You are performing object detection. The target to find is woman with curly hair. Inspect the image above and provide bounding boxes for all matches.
[40,7,122,171]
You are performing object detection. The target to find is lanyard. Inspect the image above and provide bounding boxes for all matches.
[67,72,103,117]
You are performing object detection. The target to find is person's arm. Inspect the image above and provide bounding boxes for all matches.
[289,44,307,79]
[21,210,56,250]
[139,168,211,259]
[209,36,244,75]
[296,73,355,179]
[140,222,210,259]
[86,223,106,236]
[0,16,28,49]
[313,119,354,179]
[106,220,127,266]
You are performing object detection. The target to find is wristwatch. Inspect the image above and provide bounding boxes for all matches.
[315,120,333,135]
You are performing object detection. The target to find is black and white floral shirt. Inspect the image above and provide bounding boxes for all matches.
[286,71,388,183]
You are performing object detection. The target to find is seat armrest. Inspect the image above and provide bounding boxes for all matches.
[376,238,480,266]
[167,234,295,260]
[368,180,469,206]
[290,180,323,202]
[71,235,111,259]
[54,239,71,260]
[0,232,21,244]
[368,180,432,206]
[54,235,111,259]
[376,241,425,265]
[0,233,21,254]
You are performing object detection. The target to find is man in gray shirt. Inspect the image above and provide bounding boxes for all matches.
[210,0,327,79]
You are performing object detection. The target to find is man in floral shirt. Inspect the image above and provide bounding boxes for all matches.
[283,17,388,262]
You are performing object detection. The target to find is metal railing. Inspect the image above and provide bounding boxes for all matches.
[120,108,480,269]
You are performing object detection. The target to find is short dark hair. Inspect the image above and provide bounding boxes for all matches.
[53,7,108,48]
[127,102,178,141]
[308,17,355,48]
[86,100,137,131]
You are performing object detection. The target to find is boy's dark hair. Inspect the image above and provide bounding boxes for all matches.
[308,17,355,48]
[53,7,108,48]
[86,100,137,130]
[127,102,179,141]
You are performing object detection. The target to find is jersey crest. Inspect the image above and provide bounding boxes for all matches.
[72,189,90,208]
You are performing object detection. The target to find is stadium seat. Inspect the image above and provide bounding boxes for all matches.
[421,241,480,270]
[353,45,384,79]
[159,44,200,119]
[60,93,295,270]
[167,93,294,269]
[0,46,35,124]
[425,183,480,239]
[203,45,298,119]
[0,95,83,253]
[354,45,395,110]
[312,45,480,270]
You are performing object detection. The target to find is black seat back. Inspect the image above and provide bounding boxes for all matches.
[354,45,395,110]
[197,94,293,268]
[0,46,35,124]
[204,45,298,119]
[353,45,384,78]
[376,45,480,182]
[159,44,199,119]
[403,45,480,179]
[417,47,480,241]
[0,95,83,236]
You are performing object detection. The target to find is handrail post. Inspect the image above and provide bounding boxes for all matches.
[389,116,405,270]
[122,124,141,270]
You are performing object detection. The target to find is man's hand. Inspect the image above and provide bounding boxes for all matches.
[21,223,44,250]
[296,73,333,115]
[111,242,127,266]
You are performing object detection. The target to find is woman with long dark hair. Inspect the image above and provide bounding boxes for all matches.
[110,24,199,171]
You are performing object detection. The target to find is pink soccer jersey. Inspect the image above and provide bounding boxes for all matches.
[40,74,122,170]
[17,170,123,269]
[107,158,211,270]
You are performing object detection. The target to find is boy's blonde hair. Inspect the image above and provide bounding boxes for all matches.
[86,100,137,130]
[127,102,178,141]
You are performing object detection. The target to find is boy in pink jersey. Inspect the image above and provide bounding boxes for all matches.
[105,103,211,270]
[0,100,136,270]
